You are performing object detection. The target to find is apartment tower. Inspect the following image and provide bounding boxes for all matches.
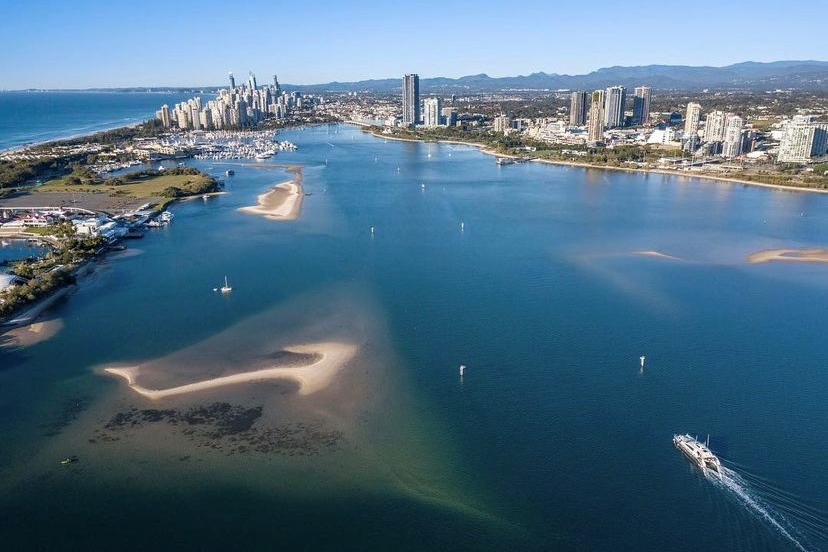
[402,74,420,126]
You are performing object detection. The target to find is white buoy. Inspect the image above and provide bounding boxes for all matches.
[370,226,375,235]
[459,364,466,377]
[640,356,646,368]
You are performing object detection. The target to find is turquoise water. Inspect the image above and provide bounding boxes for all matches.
[1,124,828,551]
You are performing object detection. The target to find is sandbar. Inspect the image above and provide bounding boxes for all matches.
[747,248,828,264]
[238,166,304,220]
[634,250,682,261]
[104,342,357,400]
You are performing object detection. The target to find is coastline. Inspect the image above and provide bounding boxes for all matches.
[369,129,828,195]
[238,165,304,220]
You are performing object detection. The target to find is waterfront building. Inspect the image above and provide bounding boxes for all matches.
[493,114,512,133]
[423,97,441,127]
[703,110,726,143]
[441,107,458,127]
[156,104,171,128]
[588,90,606,142]
[632,86,651,126]
[685,102,702,135]
[721,114,744,158]
[570,91,588,127]
[777,115,828,162]
[603,86,626,129]
[402,74,420,126]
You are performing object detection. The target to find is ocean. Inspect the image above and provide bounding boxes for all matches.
[1,103,827,551]
[0,91,202,151]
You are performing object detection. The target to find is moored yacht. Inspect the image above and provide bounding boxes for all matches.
[673,434,722,478]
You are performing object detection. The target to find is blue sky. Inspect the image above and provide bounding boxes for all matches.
[1,0,824,89]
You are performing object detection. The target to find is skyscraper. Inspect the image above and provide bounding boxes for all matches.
[704,111,726,143]
[248,71,257,91]
[632,86,651,126]
[721,114,744,158]
[684,102,702,135]
[229,72,236,89]
[402,74,420,126]
[570,91,588,127]
[588,90,606,142]
[422,97,441,127]
[603,86,626,128]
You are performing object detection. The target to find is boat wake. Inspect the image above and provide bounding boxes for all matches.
[710,464,824,552]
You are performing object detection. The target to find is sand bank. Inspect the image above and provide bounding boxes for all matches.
[238,166,304,220]
[1,319,63,348]
[747,248,828,264]
[634,250,683,261]
[105,341,357,400]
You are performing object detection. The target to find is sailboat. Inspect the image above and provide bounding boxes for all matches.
[220,276,232,294]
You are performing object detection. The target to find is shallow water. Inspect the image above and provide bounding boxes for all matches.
[2,124,828,551]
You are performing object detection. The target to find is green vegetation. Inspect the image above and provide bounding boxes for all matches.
[37,166,220,198]
[0,222,107,319]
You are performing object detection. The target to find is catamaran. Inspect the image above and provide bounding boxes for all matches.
[673,433,722,478]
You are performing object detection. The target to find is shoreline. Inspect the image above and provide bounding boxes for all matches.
[104,342,358,399]
[368,129,828,195]
[238,165,304,220]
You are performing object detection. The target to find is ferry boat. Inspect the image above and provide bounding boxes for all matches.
[673,433,722,478]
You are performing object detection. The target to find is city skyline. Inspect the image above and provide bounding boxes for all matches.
[1,0,825,89]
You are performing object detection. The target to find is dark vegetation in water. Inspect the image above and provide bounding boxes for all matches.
[92,402,342,456]
[39,396,91,436]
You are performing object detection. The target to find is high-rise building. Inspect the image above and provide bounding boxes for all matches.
[402,74,420,126]
[588,90,606,142]
[684,102,702,135]
[273,75,280,94]
[423,97,442,127]
[721,114,744,158]
[603,86,626,128]
[229,72,236,89]
[570,91,588,126]
[703,111,726,142]
[248,72,257,91]
[632,86,651,126]
[493,114,511,133]
[441,107,458,127]
[777,115,828,162]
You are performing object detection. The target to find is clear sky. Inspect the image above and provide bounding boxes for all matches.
[1,0,824,89]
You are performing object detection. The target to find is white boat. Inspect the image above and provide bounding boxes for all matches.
[495,157,515,165]
[673,434,722,478]
[159,211,174,223]
[220,276,232,294]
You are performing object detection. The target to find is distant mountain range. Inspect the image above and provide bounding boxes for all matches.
[286,60,828,93]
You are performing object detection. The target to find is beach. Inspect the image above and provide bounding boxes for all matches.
[104,341,358,399]
[238,165,304,220]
